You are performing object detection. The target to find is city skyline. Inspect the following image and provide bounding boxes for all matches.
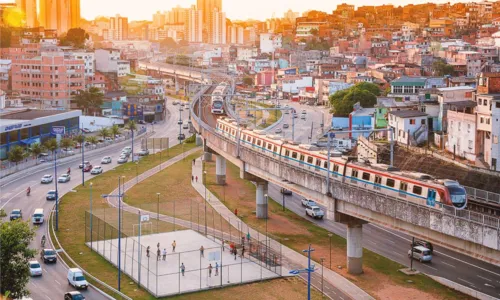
[71,0,487,21]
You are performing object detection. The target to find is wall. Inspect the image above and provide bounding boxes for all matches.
[79,115,124,131]
[446,110,477,162]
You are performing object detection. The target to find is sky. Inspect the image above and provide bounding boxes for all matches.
[0,0,485,21]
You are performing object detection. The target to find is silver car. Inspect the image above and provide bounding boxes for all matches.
[41,174,53,184]
[408,246,432,262]
[101,156,112,164]
[58,174,71,183]
[117,156,128,164]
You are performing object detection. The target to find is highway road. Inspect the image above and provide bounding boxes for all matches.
[0,99,189,300]
[267,183,500,299]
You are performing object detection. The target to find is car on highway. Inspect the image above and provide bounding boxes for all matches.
[301,110,306,114]
[10,209,22,221]
[306,206,325,219]
[90,166,103,175]
[275,128,282,134]
[177,119,183,125]
[300,114,306,120]
[293,114,298,118]
[61,148,75,155]
[101,156,112,164]
[138,149,149,156]
[178,133,185,141]
[105,137,113,143]
[180,102,185,107]
[411,240,434,253]
[285,110,289,114]
[283,123,289,129]
[29,260,42,277]
[183,123,189,129]
[117,156,128,164]
[121,151,131,158]
[280,188,292,195]
[301,199,316,208]
[79,161,90,169]
[64,291,85,300]
[83,164,93,172]
[67,268,89,290]
[408,246,432,263]
[173,101,179,105]
[40,248,57,263]
[179,107,184,111]
[58,174,71,183]
[41,174,53,184]
[122,146,132,154]
[46,190,57,200]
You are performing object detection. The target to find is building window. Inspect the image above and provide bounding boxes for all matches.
[480,117,484,124]
[486,118,490,125]
[421,119,426,125]
[484,99,488,106]
[393,86,403,93]
[410,119,415,125]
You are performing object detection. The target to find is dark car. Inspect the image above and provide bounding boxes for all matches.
[280,188,292,195]
[64,291,85,300]
[411,240,433,253]
[83,164,93,172]
[178,133,185,141]
[10,209,22,221]
[40,248,57,263]
[46,190,57,201]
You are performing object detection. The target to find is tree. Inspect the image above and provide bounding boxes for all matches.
[98,127,110,140]
[354,82,381,96]
[60,28,88,48]
[85,136,99,145]
[329,83,380,117]
[124,120,137,134]
[433,60,454,76]
[0,221,36,298]
[59,138,74,150]
[43,138,59,155]
[73,134,85,148]
[243,76,254,86]
[110,124,121,140]
[72,87,104,115]
[29,143,43,162]
[159,37,177,49]
[7,146,25,165]
[309,28,319,36]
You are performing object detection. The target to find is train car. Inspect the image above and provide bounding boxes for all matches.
[215,118,468,211]
[211,82,228,115]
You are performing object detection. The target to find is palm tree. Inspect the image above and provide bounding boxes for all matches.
[59,138,74,150]
[7,146,25,168]
[43,138,59,158]
[98,127,110,140]
[110,124,121,141]
[72,87,104,115]
[73,134,85,151]
[29,143,43,164]
[85,136,99,146]
[124,120,137,160]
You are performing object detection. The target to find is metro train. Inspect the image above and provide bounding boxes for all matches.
[211,82,228,115]
[216,117,468,210]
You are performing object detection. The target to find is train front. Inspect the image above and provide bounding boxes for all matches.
[445,181,468,210]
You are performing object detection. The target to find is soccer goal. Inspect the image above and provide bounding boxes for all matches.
[133,222,153,237]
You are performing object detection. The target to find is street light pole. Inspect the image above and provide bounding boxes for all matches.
[81,125,85,187]
[204,170,207,235]
[90,182,93,251]
[320,258,325,298]
[55,150,59,231]
[118,176,123,291]
[328,234,333,269]
[303,244,315,300]
[264,194,269,252]
[156,193,160,234]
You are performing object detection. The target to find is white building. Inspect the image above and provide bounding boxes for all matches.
[446,101,478,162]
[0,59,11,91]
[491,97,500,171]
[260,33,282,53]
[209,9,226,44]
[69,51,95,79]
[229,25,244,45]
[95,49,130,77]
[237,47,258,61]
[282,76,313,94]
[107,15,128,40]
[389,110,429,145]
[185,5,203,43]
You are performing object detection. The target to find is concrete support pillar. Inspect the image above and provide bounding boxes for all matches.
[326,199,335,221]
[347,223,363,275]
[215,155,226,185]
[256,181,268,219]
[196,134,203,146]
[203,152,212,162]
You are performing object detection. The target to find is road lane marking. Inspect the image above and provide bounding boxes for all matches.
[0,183,41,209]
[45,295,52,300]
[54,279,61,285]
[370,224,500,278]
[391,251,404,257]
[441,261,455,268]
[478,275,492,282]
[422,264,438,271]
[458,278,475,286]
[366,240,377,246]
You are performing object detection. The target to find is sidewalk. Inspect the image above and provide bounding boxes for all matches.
[190,157,374,300]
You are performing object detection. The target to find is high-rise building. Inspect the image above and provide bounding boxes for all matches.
[209,8,226,44]
[108,15,128,40]
[197,0,222,27]
[167,6,187,24]
[39,0,80,34]
[16,0,37,27]
[185,5,202,43]
[153,11,166,27]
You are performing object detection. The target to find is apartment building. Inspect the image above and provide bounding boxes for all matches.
[0,59,11,90]
[105,15,128,40]
[11,52,85,108]
[446,101,478,162]
[209,9,226,44]
[185,5,203,43]
[95,49,130,77]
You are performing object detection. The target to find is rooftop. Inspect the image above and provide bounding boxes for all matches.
[391,76,427,86]
[389,110,428,118]
[0,109,71,121]
[437,86,476,92]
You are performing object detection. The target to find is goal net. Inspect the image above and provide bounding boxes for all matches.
[132,222,153,237]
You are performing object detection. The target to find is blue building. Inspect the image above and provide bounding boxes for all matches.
[0,109,81,160]
[349,105,375,140]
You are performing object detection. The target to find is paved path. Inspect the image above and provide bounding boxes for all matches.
[191,157,374,300]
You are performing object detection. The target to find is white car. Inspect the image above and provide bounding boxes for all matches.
[182,123,189,129]
[41,174,53,184]
[300,114,306,120]
[79,161,90,169]
[58,174,71,183]
[275,128,282,134]
[90,166,103,175]
[306,206,325,219]
[61,148,75,155]
[29,260,42,277]
[117,156,128,164]
[101,156,112,164]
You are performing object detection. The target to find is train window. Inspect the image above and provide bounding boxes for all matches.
[252,138,256,144]
[316,159,322,167]
[300,154,305,161]
[374,176,382,185]
[292,152,297,159]
[262,141,266,148]
[351,170,359,178]
[400,182,408,192]
[307,156,313,164]
[257,140,261,146]
[323,161,328,168]
[285,150,290,156]
[334,164,339,172]
[274,146,278,152]
[362,172,371,181]
[413,186,422,195]
[386,178,395,187]
[247,136,251,142]
[267,143,272,150]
